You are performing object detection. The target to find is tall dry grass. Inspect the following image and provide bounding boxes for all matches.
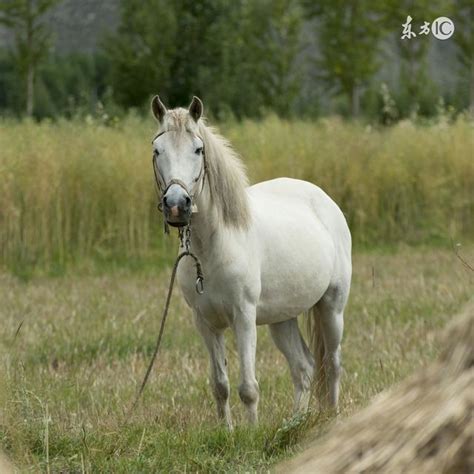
[0,115,472,271]
[228,116,473,245]
[0,117,160,271]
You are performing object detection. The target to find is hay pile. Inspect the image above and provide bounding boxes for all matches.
[278,302,473,474]
[0,453,13,474]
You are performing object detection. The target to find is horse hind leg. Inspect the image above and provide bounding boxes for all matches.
[312,283,347,409]
[269,318,315,413]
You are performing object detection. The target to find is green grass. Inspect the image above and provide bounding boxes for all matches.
[0,115,472,469]
[1,246,472,472]
[0,116,472,274]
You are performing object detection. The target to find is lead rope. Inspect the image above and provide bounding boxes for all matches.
[131,225,204,410]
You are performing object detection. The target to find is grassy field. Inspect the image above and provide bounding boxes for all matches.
[0,116,472,274]
[1,245,472,472]
[0,116,472,470]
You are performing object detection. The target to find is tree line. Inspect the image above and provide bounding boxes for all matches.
[0,0,472,120]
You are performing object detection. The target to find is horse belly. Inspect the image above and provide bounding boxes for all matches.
[255,218,335,325]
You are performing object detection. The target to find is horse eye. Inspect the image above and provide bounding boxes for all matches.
[154,149,160,157]
[195,147,203,155]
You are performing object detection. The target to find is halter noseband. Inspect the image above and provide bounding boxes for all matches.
[152,130,207,231]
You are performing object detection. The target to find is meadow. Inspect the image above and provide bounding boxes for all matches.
[0,247,472,471]
[0,116,473,471]
[0,115,472,274]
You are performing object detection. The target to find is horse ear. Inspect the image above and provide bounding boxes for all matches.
[151,95,167,123]
[189,96,203,122]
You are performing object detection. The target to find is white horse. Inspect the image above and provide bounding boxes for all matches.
[151,96,352,429]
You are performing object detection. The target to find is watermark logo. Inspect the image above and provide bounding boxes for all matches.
[431,17,455,40]
[401,16,416,39]
[401,16,454,40]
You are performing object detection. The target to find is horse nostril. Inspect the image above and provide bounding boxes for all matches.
[163,196,169,208]
[184,196,191,208]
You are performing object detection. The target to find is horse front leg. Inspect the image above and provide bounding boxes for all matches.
[233,305,259,424]
[195,314,233,430]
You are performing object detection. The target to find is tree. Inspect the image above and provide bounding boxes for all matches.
[385,0,445,117]
[239,0,303,116]
[305,0,387,117]
[188,0,303,117]
[104,0,304,118]
[0,0,59,116]
[451,0,474,114]
[164,0,234,110]
[103,0,177,109]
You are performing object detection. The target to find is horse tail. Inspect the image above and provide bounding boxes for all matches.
[306,304,327,405]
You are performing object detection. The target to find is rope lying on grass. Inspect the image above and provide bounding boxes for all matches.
[278,301,474,474]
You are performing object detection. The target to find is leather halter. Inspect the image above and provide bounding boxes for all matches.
[152,130,207,230]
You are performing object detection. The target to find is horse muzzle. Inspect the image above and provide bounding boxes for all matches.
[162,185,192,227]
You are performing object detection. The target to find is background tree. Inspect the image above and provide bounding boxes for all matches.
[105,0,304,118]
[0,0,59,116]
[103,0,177,109]
[304,0,387,117]
[239,0,303,117]
[384,0,446,117]
[165,0,236,111]
[450,0,474,114]
[0,0,469,120]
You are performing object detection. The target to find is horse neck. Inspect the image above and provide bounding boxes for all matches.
[187,123,250,255]
[188,182,222,257]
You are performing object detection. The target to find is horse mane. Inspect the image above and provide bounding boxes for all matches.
[162,108,250,229]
